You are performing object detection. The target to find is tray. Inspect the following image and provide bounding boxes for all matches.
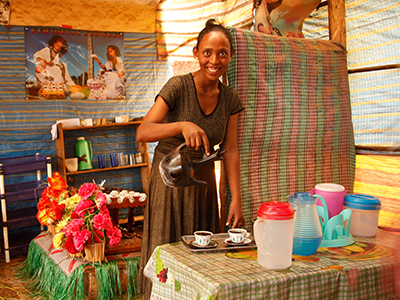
[181,232,257,252]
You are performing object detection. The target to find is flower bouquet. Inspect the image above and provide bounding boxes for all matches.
[53,183,122,265]
[36,172,70,235]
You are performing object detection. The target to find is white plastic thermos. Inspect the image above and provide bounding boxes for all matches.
[253,201,295,270]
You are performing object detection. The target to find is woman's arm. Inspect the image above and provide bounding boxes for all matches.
[137,96,211,154]
[221,113,245,229]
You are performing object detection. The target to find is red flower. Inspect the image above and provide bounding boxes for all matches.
[48,171,68,192]
[64,218,84,237]
[78,183,97,200]
[71,211,79,219]
[93,213,113,231]
[74,199,95,217]
[65,236,79,254]
[107,226,122,247]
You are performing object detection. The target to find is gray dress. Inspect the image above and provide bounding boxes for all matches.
[138,73,244,299]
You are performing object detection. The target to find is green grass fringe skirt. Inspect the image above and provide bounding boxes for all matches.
[17,240,140,299]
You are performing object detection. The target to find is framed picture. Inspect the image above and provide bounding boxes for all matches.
[25,27,125,100]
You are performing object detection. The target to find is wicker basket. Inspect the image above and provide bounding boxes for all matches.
[47,224,57,236]
[83,242,108,266]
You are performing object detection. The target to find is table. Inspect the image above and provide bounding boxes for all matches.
[144,229,400,299]
[20,232,141,299]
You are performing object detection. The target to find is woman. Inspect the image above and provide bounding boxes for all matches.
[33,35,75,90]
[137,19,245,299]
[93,45,126,98]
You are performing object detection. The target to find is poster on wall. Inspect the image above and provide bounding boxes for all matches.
[25,27,125,100]
[0,0,10,25]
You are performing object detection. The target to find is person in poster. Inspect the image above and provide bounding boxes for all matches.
[93,45,126,99]
[33,34,76,98]
[0,0,10,26]
[25,27,125,100]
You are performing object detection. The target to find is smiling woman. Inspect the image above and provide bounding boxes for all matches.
[137,19,245,300]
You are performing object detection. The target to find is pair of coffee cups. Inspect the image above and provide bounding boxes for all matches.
[194,228,249,246]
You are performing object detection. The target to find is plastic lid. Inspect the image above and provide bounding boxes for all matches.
[288,192,317,204]
[344,194,381,210]
[77,137,85,140]
[315,183,345,192]
[257,201,294,220]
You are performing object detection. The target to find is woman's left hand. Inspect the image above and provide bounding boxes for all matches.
[226,200,245,229]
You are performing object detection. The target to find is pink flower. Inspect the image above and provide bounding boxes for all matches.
[78,183,97,200]
[74,199,95,217]
[64,218,84,237]
[96,191,106,202]
[107,227,122,247]
[73,229,91,251]
[93,213,113,231]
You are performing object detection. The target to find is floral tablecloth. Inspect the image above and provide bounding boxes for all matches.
[144,229,400,300]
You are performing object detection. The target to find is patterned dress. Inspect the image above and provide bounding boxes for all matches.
[138,73,244,299]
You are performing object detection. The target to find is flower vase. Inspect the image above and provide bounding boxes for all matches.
[83,242,108,266]
[47,224,57,236]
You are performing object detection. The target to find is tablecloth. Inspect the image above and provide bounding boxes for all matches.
[144,229,400,300]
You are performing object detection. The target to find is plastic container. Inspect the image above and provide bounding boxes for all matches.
[253,201,294,270]
[311,183,347,219]
[344,194,381,237]
[288,192,322,256]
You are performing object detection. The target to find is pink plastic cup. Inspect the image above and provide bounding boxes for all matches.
[310,183,347,219]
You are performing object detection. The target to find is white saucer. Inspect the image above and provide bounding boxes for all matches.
[191,240,218,249]
[224,238,252,246]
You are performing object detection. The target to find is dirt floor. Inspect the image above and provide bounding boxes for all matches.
[0,253,33,300]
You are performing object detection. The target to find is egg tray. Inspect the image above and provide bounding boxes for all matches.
[180,232,257,253]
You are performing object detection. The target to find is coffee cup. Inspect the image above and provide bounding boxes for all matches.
[194,231,213,246]
[228,228,249,243]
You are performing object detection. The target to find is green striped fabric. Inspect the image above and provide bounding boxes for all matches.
[227,28,356,227]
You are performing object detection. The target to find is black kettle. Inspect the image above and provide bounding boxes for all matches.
[159,142,227,188]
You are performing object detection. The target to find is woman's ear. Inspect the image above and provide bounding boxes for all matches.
[193,47,198,60]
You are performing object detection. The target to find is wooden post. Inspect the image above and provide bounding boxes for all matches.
[328,0,347,49]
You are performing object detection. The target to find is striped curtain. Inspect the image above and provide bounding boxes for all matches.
[227,28,356,226]
[155,0,254,61]
[303,0,400,151]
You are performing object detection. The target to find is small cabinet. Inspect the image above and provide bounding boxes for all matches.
[0,153,52,262]
[55,119,150,194]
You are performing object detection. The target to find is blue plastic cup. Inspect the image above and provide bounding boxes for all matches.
[110,154,118,167]
[98,155,105,168]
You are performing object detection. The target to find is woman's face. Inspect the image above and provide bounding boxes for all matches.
[107,47,116,58]
[193,31,233,81]
[53,40,64,52]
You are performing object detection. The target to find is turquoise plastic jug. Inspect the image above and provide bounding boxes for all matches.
[288,192,322,256]
[75,137,93,170]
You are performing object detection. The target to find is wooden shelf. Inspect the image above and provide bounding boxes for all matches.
[62,120,143,131]
[55,120,150,194]
[66,163,147,176]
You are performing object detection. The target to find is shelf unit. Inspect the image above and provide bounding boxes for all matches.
[0,153,52,262]
[55,120,150,194]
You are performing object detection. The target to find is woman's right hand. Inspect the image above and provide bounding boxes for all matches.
[181,122,210,155]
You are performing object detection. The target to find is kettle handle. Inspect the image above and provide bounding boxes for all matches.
[88,141,93,160]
